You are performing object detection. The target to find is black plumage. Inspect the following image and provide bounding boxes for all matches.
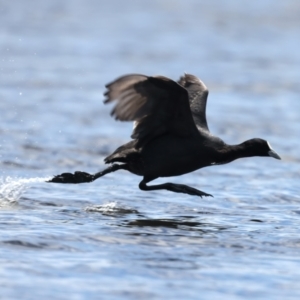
[49,73,281,197]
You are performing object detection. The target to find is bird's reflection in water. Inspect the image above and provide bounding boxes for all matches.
[123,218,229,234]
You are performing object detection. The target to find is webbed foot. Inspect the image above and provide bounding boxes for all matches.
[167,183,213,198]
[139,180,213,198]
[47,171,94,184]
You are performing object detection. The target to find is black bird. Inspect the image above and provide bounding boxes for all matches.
[48,73,281,197]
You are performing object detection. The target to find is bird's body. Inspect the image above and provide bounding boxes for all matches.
[49,73,281,197]
[106,133,223,178]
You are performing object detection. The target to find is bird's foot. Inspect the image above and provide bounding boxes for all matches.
[169,183,213,198]
[47,171,94,184]
[193,190,213,198]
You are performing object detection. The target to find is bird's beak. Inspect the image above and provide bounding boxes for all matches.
[268,149,281,160]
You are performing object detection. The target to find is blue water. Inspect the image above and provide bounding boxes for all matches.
[1,0,300,299]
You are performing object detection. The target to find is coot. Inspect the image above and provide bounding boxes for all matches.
[48,73,281,197]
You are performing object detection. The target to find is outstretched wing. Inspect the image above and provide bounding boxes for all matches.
[104,74,198,147]
[178,73,209,132]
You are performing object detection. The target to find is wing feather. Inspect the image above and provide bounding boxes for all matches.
[104,74,198,147]
[178,73,209,131]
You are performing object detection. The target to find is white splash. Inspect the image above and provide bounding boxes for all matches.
[0,176,51,207]
[85,202,119,213]
[85,202,138,214]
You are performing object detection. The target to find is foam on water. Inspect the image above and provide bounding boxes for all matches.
[0,177,51,207]
[85,202,139,214]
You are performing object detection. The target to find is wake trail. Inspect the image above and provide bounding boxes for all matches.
[0,176,51,206]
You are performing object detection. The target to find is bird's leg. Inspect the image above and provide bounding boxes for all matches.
[48,164,129,184]
[139,178,213,198]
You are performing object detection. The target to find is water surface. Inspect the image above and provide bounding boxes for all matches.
[1,0,300,299]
